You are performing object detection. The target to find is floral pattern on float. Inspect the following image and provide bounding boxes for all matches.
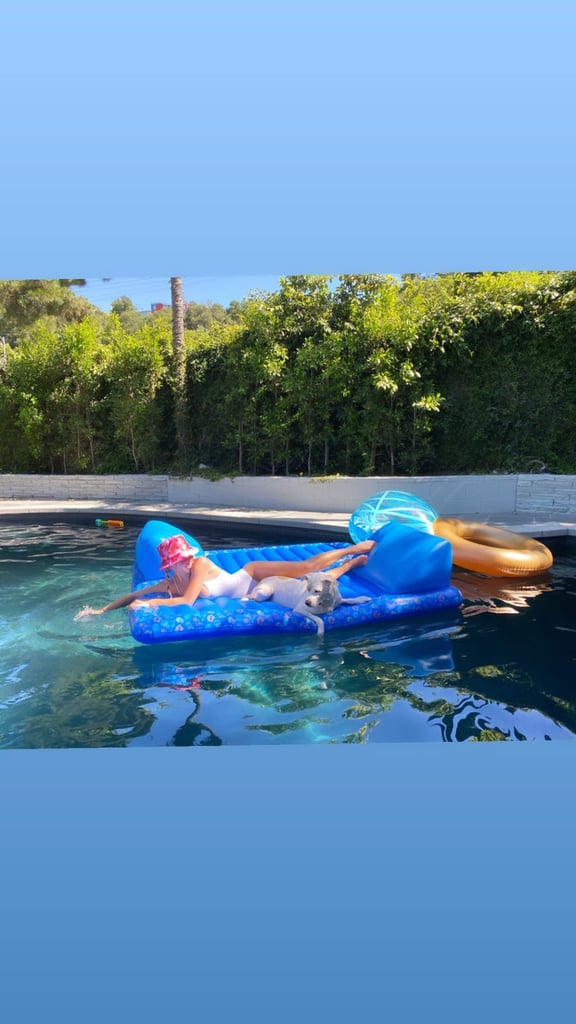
[129,524,463,645]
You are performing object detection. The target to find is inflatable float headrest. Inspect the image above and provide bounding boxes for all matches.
[353,521,453,595]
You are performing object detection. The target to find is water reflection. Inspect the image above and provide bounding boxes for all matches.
[453,570,553,616]
[0,659,155,748]
[127,598,575,743]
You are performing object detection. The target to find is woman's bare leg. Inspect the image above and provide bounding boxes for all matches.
[244,540,375,583]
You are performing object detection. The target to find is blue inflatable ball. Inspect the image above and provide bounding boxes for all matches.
[349,490,438,543]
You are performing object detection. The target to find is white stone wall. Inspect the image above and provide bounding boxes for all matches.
[167,474,518,515]
[1,472,575,515]
[516,475,576,515]
[0,474,169,501]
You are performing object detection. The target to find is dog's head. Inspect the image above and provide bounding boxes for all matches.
[303,573,342,614]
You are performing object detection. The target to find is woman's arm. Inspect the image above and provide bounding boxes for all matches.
[130,557,214,610]
[74,581,166,620]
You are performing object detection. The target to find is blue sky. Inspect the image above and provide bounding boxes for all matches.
[4,0,575,278]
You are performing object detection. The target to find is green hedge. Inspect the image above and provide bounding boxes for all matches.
[1,272,575,475]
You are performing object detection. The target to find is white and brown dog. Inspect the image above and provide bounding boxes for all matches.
[243,572,371,635]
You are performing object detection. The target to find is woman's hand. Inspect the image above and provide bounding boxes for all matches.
[74,606,103,621]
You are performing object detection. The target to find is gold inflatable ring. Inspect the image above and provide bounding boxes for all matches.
[432,518,553,578]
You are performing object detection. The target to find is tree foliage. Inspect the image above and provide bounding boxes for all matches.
[1,271,575,476]
[0,279,96,340]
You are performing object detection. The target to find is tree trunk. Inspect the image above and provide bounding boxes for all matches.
[170,277,184,360]
[130,424,138,469]
[369,441,376,474]
[170,277,188,462]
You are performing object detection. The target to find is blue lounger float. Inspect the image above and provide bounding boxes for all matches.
[129,519,463,645]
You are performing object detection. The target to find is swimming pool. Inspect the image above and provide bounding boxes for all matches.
[1,520,575,746]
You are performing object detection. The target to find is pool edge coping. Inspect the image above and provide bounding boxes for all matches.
[1,498,576,539]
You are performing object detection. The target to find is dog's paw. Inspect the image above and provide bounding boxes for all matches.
[248,586,273,603]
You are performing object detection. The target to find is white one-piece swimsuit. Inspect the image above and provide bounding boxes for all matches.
[202,567,257,600]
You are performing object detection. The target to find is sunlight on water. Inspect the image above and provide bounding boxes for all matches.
[1,521,575,747]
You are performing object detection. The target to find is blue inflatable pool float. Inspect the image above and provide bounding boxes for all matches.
[129,519,463,645]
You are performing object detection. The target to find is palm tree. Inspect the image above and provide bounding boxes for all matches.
[170,276,188,462]
[170,276,184,358]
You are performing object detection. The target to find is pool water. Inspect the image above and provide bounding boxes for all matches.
[1,521,575,747]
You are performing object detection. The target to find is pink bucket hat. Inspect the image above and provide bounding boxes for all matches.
[157,534,200,571]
